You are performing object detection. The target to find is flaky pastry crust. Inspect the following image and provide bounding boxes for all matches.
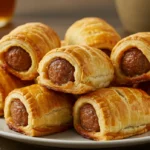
[0,22,60,80]
[111,32,150,85]
[65,17,121,51]
[0,67,23,116]
[37,45,114,94]
[73,87,150,140]
[4,84,73,136]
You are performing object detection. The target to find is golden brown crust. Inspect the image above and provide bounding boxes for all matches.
[73,87,150,140]
[4,84,73,136]
[7,121,71,137]
[111,32,150,85]
[61,40,67,47]
[0,67,23,116]
[0,22,61,80]
[37,45,114,94]
[65,17,121,51]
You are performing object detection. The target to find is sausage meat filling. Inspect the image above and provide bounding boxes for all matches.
[48,57,75,85]
[79,104,100,132]
[10,99,28,126]
[5,46,32,71]
[121,48,150,77]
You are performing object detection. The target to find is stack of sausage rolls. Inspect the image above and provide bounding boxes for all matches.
[1,22,74,136]
[1,17,150,141]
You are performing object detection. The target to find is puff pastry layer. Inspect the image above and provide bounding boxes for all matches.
[37,45,114,94]
[4,84,73,136]
[65,17,121,53]
[0,22,60,80]
[73,87,150,140]
[111,32,150,85]
[0,67,23,116]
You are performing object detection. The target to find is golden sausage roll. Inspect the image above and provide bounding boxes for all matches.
[65,17,121,56]
[0,67,23,116]
[37,45,114,94]
[111,32,150,85]
[0,22,60,80]
[4,84,73,137]
[73,87,150,140]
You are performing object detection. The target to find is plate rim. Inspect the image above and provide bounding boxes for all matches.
[0,118,150,148]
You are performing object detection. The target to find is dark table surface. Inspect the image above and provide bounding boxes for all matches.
[0,2,147,150]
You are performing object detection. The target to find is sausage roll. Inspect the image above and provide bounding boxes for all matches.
[4,84,73,136]
[37,45,114,94]
[0,22,60,80]
[0,67,23,116]
[65,17,121,56]
[111,32,150,85]
[73,87,150,140]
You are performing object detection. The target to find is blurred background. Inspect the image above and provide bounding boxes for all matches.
[1,0,124,39]
[15,0,116,18]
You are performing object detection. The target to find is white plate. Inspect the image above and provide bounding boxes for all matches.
[0,118,150,149]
